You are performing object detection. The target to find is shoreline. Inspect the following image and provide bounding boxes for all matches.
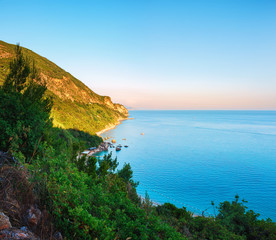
[96,117,129,136]
[85,117,129,156]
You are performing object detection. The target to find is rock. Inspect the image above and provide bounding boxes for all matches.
[0,151,17,167]
[0,227,39,239]
[53,231,63,240]
[99,142,109,151]
[0,212,11,230]
[25,206,41,228]
[20,227,28,232]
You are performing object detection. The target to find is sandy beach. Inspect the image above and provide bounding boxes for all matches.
[96,117,129,136]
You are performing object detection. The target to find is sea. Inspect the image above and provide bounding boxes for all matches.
[97,110,276,220]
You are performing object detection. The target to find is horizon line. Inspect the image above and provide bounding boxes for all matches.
[128,109,276,111]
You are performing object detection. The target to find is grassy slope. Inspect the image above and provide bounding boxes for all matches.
[0,40,128,134]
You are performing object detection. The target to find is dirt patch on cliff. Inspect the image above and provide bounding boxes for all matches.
[0,45,13,59]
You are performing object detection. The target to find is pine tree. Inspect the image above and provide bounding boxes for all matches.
[0,44,53,161]
[2,44,30,93]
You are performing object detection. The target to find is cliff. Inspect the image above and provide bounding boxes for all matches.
[0,40,128,134]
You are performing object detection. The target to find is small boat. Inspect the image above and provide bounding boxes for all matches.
[124,145,128,148]
[116,147,121,151]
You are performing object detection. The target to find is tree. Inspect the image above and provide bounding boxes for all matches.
[0,44,53,161]
[117,163,138,188]
[97,153,119,177]
[2,44,30,93]
[217,195,276,239]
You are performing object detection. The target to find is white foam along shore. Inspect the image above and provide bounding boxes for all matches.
[96,117,129,136]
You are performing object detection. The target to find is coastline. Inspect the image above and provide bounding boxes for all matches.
[79,117,129,157]
[96,117,128,136]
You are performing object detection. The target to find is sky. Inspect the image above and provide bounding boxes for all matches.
[1,0,276,109]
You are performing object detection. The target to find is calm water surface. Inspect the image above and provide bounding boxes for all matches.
[98,111,276,220]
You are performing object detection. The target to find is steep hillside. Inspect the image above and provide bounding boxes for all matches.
[0,40,128,134]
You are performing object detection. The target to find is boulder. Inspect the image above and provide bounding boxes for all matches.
[25,206,41,228]
[0,227,39,240]
[53,231,63,240]
[0,212,11,230]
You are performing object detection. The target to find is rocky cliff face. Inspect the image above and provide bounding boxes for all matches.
[0,40,128,134]
[39,73,128,116]
[103,96,129,116]
[40,72,100,103]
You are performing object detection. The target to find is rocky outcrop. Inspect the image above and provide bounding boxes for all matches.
[0,226,40,240]
[113,103,129,117]
[40,73,102,104]
[0,212,40,239]
[53,232,63,240]
[24,206,42,230]
[0,213,11,230]
[0,151,62,240]
[103,96,129,117]
[86,142,109,156]
[40,74,128,117]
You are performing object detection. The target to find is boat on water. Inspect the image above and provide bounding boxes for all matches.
[124,145,128,148]
[116,147,121,151]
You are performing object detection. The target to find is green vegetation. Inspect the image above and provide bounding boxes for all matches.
[1,44,276,239]
[0,40,128,135]
[156,198,276,240]
[50,97,124,134]
[0,44,53,161]
[29,149,185,239]
[0,44,102,162]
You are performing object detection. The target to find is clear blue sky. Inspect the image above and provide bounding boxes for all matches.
[1,0,276,109]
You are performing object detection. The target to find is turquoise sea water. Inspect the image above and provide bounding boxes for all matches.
[98,110,276,220]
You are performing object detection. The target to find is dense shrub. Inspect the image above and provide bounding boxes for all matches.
[216,195,276,240]
[28,147,185,239]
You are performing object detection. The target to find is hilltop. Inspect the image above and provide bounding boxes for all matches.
[0,40,128,134]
